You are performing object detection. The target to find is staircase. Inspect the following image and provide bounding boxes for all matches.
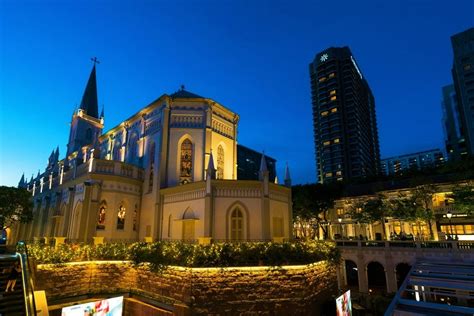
[385,261,474,316]
[0,254,25,316]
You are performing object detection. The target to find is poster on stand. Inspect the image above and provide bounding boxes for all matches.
[61,296,123,316]
[336,290,352,316]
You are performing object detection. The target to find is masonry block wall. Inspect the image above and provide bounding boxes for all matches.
[34,261,337,315]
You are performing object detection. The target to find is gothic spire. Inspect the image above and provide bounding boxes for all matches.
[259,151,269,181]
[18,173,25,188]
[206,151,216,180]
[284,163,292,187]
[100,105,104,118]
[79,61,99,118]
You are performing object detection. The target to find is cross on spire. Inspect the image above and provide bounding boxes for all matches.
[91,57,100,66]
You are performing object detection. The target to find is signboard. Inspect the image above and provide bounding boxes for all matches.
[61,296,123,316]
[336,290,352,316]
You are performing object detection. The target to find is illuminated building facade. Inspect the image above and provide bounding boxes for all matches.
[14,65,292,244]
[309,46,380,183]
[451,27,474,157]
[380,149,445,176]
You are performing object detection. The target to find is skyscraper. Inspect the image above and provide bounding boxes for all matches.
[309,46,380,183]
[451,27,474,157]
[441,84,467,160]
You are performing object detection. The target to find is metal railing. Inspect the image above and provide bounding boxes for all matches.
[16,241,37,316]
[335,240,474,250]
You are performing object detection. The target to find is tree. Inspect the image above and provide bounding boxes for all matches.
[410,184,437,240]
[292,182,343,240]
[349,195,389,239]
[448,184,474,215]
[386,193,417,232]
[0,186,33,229]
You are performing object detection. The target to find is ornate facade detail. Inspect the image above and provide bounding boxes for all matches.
[163,189,206,203]
[212,119,234,139]
[170,114,204,128]
[215,187,261,198]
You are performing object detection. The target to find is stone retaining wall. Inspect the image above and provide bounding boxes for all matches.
[34,261,337,315]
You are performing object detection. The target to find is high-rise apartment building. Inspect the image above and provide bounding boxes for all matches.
[451,28,474,157]
[309,46,380,183]
[380,149,445,176]
[441,84,467,160]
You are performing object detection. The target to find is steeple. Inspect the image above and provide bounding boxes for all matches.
[79,63,99,118]
[18,173,25,188]
[284,163,292,187]
[206,151,216,180]
[259,152,269,181]
[100,105,104,119]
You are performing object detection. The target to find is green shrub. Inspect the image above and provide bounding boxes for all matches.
[27,240,340,268]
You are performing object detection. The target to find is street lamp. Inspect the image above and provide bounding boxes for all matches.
[338,217,343,239]
[446,210,453,239]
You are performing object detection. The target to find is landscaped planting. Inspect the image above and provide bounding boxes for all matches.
[25,240,340,268]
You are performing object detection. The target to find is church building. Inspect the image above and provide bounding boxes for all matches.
[14,64,293,244]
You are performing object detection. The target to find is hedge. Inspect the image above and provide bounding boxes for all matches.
[25,240,340,268]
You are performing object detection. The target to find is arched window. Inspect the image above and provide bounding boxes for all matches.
[231,208,244,240]
[117,205,126,230]
[180,139,193,184]
[128,132,139,164]
[97,205,106,230]
[217,145,224,179]
[132,204,138,231]
[113,141,122,161]
[148,142,155,192]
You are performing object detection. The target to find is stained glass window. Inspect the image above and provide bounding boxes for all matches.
[97,206,106,230]
[180,139,193,184]
[217,145,224,179]
[117,205,126,230]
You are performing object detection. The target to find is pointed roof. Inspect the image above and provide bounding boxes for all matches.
[170,86,204,99]
[284,163,291,181]
[18,173,25,188]
[79,65,99,118]
[100,105,104,118]
[207,151,216,172]
[259,152,268,173]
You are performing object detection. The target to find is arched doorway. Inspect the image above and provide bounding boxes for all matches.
[367,261,386,293]
[345,260,359,287]
[396,262,412,289]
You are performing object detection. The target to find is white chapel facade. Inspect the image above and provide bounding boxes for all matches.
[14,65,292,244]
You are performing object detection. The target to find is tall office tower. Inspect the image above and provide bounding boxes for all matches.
[451,28,474,157]
[309,46,380,183]
[441,84,467,160]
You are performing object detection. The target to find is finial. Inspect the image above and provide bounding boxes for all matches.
[91,57,100,66]
[180,84,185,91]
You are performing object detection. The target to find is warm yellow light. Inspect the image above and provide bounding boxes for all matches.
[334,138,340,143]
[331,107,338,113]
[323,141,331,146]
[321,111,329,116]
[330,96,337,101]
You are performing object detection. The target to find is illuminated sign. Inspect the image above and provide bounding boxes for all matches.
[336,290,352,316]
[61,296,123,316]
[350,56,362,79]
[320,53,329,62]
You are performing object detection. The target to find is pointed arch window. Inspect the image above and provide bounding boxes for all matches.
[97,205,106,230]
[148,142,155,193]
[117,205,126,230]
[180,139,193,184]
[231,208,244,240]
[217,145,224,179]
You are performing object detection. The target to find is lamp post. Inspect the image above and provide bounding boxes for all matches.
[446,210,453,239]
[338,217,343,239]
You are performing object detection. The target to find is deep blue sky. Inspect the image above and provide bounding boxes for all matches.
[1,1,473,186]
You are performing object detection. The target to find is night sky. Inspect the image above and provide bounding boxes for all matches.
[0,0,473,186]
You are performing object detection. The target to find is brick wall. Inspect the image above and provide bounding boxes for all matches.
[34,261,337,315]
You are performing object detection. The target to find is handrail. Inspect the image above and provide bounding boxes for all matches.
[16,241,37,316]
